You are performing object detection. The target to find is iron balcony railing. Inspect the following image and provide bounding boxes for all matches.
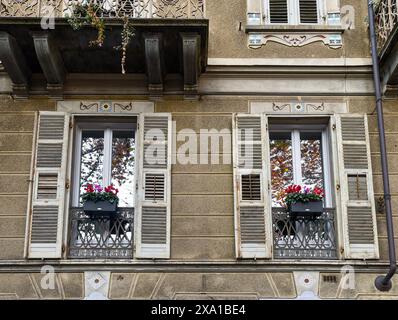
[272,207,338,259]
[68,207,134,259]
[0,0,205,19]
[375,0,398,52]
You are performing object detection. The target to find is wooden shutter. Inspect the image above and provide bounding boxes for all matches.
[27,112,69,258]
[299,0,319,23]
[247,0,263,25]
[135,113,171,259]
[336,114,379,259]
[325,0,341,25]
[233,114,272,259]
[268,0,288,24]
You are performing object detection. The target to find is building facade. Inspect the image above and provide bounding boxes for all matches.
[0,0,397,299]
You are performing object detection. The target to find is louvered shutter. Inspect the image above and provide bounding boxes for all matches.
[299,0,319,23]
[336,114,379,259]
[247,0,263,25]
[268,0,289,24]
[233,114,272,259]
[325,0,341,25]
[27,112,69,258]
[135,113,171,259]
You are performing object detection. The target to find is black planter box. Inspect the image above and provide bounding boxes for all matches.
[83,200,117,216]
[288,200,323,219]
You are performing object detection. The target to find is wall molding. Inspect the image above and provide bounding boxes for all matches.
[57,100,154,114]
[250,100,348,114]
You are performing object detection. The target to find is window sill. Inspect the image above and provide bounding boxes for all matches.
[245,24,345,33]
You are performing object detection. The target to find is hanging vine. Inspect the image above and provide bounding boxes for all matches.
[67,1,135,73]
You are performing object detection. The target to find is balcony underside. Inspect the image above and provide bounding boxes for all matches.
[380,23,398,96]
[0,18,208,99]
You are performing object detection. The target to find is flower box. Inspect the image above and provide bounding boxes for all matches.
[83,200,117,216]
[288,200,323,219]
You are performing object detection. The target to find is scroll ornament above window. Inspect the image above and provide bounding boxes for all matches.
[246,0,344,49]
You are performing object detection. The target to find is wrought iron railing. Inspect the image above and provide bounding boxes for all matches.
[272,207,337,259]
[68,207,134,259]
[0,0,205,19]
[375,0,398,52]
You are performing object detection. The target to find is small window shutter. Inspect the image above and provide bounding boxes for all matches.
[268,0,289,24]
[336,114,379,259]
[28,111,69,258]
[233,114,272,259]
[299,0,319,23]
[247,0,263,25]
[135,113,171,259]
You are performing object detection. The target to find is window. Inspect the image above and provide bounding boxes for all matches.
[266,0,322,25]
[73,122,136,207]
[269,124,333,208]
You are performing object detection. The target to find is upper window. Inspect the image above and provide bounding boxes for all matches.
[267,0,321,25]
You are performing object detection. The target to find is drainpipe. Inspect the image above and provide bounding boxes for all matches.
[368,0,397,291]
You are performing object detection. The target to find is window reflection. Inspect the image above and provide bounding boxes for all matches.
[270,132,293,207]
[111,130,135,207]
[300,132,324,190]
[79,130,104,201]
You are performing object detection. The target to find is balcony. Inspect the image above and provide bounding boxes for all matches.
[272,207,338,259]
[0,0,208,99]
[375,0,398,95]
[0,0,205,19]
[68,207,134,259]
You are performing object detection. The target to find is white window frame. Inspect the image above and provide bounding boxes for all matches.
[72,121,137,207]
[269,123,333,208]
[265,0,325,25]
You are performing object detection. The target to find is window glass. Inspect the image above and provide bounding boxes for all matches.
[79,130,104,201]
[270,132,293,207]
[111,130,135,207]
[300,131,324,189]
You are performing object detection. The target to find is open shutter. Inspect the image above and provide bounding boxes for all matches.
[233,114,271,259]
[336,114,379,259]
[135,113,171,259]
[27,111,69,258]
[299,0,319,23]
[267,0,289,24]
[247,0,263,25]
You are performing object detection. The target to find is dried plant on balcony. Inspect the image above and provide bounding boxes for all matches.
[66,2,135,73]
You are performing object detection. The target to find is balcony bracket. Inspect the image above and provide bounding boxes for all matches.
[0,31,31,99]
[181,33,201,99]
[144,33,165,99]
[32,32,66,99]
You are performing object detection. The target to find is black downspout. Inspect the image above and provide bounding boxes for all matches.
[368,0,397,291]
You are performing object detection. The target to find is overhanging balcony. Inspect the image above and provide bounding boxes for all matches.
[0,0,205,19]
[0,0,208,99]
[375,0,398,95]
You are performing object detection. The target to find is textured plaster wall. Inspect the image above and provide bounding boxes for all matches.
[206,0,370,59]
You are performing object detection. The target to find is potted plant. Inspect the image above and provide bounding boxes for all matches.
[283,184,324,219]
[81,183,119,217]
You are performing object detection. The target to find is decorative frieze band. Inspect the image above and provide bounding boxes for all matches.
[57,101,154,114]
[248,33,343,49]
[250,101,348,114]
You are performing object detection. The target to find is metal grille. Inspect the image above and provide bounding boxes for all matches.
[348,174,368,201]
[272,207,337,259]
[68,207,134,258]
[375,0,398,52]
[0,0,205,19]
